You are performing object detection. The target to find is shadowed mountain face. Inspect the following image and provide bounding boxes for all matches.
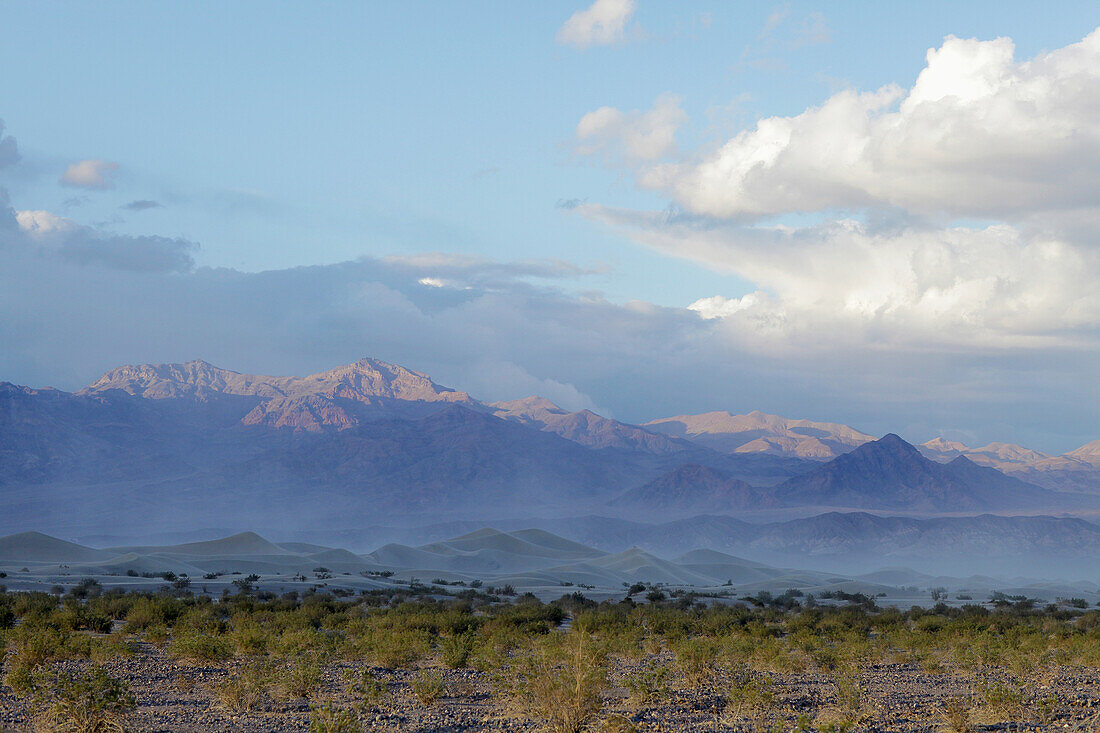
[773,434,1059,512]
[612,464,781,516]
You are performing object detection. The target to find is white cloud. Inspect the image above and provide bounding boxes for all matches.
[16,209,79,237]
[595,28,1100,220]
[582,205,1100,351]
[557,0,636,48]
[575,94,686,162]
[568,26,1100,366]
[60,159,119,190]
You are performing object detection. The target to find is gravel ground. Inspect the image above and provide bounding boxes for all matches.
[4,642,1100,731]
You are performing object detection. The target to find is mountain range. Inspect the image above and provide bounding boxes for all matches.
[2,356,1098,538]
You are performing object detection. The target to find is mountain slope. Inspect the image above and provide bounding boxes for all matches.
[611,463,780,515]
[644,410,873,459]
[490,396,689,453]
[774,434,1058,511]
[81,358,474,431]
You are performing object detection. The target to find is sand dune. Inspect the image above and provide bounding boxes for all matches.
[0,531,115,563]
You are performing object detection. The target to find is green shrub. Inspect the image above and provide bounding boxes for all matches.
[23,665,136,733]
[277,656,322,699]
[507,631,607,733]
[309,699,361,732]
[622,659,670,706]
[347,668,389,710]
[211,660,270,713]
[169,632,234,662]
[439,632,476,669]
[409,668,446,706]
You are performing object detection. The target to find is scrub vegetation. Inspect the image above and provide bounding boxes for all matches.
[3,583,1100,731]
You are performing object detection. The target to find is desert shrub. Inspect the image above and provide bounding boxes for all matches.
[941,696,973,733]
[230,620,271,656]
[672,637,717,687]
[276,655,323,699]
[409,668,446,706]
[723,666,775,724]
[142,624,168,644]
[621,659,670,706]
[369,628,431,669]
[347,668,388,710]
[169,631,233,662]
[23,665,135,733]
[507,631,607,733]
[600,714,638,732]
[309,699,361,732]
[88,635,139,664]
[211,660,271,713]
[274,627,341,662]
[174,605,225,635]
[7,625,69,668]
[121,598,162,633]
[14,592,59,621]
[439,631,476,669]
[490,601,565,634]
[974,681,1025,722]
[823,670,871,727]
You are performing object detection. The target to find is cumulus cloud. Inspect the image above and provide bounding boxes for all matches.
[583,205,1100,351]
[0,120,19,169]
[557,0,636,48]
[11,207,196,273]
[575,94,686,162]
[566,25,1100,375]
[60,159,119,190]
[590,29,1100,220]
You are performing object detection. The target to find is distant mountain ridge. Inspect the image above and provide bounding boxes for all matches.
[612,464,781,515]
[919,436,1100,493]
[489,396,690,453]
[644,410,874,459]
[2,355,1098,537]
[773,434,1058,512]
[1,357,817,534]
[613,434,1069,515]
[82,358,474,431]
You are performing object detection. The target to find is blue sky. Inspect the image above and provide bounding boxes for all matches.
[2,2,1099,452]
[4,1,1095,301]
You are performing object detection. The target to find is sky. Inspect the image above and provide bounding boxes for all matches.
[1,1,1099,453]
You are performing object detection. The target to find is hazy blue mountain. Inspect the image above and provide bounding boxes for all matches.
[611,463,781,516]
[772,434,1061,511]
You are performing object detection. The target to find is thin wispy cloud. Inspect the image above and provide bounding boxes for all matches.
[122,199,162,211]
[0,119,19,169]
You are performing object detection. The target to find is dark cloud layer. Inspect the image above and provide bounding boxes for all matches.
[4,202,196,273]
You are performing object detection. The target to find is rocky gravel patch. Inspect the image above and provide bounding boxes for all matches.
[5,642,1100,732]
